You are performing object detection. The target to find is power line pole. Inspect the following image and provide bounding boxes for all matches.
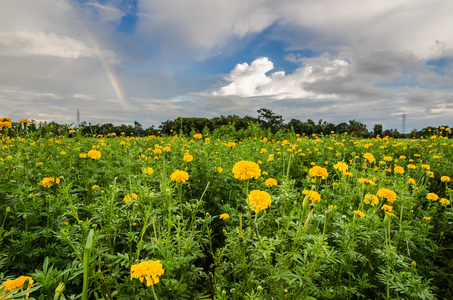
[77,109,80,131]
[402,112,406,134]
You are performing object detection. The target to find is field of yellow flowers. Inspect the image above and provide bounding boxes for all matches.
[1,120,452,299]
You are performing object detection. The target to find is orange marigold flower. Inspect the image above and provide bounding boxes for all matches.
[363,153,375,163]
[219,213,229,220]
[131,260,164,286]
[19,119,30,124]
[408,178,416,185]
[426,193,439,201]
[232,161,261,181]
[439,198,450,205]
[170,169,189,183]
[42,177,60,188]
[354,210,365,218]
[183,154,193,162]
[441,176,451,182]
[302,190,321,203]
[376,188,397,203]
[264,178,277,187]
[87,149,101,159]
[0,275,34,299]
[333,161,348,173]
[358,178,375,185]
[193,134,202,139]
[363,194,379,206]
[247,190,271,213]
[394,166,404,174]
[308,165,328,179]
[381,204,393,212]
[142,167,154,175]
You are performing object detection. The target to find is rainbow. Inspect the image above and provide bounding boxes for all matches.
[86,34,125,103]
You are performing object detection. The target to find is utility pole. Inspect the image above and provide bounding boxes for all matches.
[77,109,80,131]
[402,112,406,134]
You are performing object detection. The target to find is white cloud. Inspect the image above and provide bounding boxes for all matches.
[0,31,94,58]
[213,57,349,99]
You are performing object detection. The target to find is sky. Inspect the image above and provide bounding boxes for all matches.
[1,0,453,132]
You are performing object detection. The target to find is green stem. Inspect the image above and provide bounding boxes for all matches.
[82,229,94,300]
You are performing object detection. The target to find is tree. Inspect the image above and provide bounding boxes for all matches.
[373,124,383,136]
[257,108,284,133]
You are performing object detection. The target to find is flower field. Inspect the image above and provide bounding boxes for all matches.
[1,123,452,299]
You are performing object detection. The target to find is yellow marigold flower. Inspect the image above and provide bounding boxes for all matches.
[381,204,393,212]
[217,167,223,173]
[124,193,138,203]
[193,134,202,139]
[183,154,193,162]
[400,155,406,160]
[153,149,162,155]
[394,166,404,174]
[439,198,449,205]
[333,161,348,173]
[265,178,277,187]
[60,151,67,155]
[130,260,164,286]
[423,216,431,221]
[164,146,171,152]
[87,149,101,159]
[232,161,261,181]
[308,166,328,179]
[247,190,272,213]
[376,188,397,203]
[260,148,267,153]
[363,194,379,206]
[354,210,365,218]
[0,275,34,299]
[441,176,451,182]
[385,211,396,217]
[262,171,268,175]
[302,190,321,203]
[426,171,434,178]
[142,167,154,175]
[19,119,30,124]
[79,154,87,158]
[383,156,393,162]
[170,169,189,183]
[267,154,274,162]
[42,177,60,188]
[342,171,352,176]
[421,164,430,170]
[408,178,416,184]
[426,193,439,201]
[0,117,12,122]
[219,213,229,220]
[0,121,12,129]
[407,164,417,169]
[363,153,375,163]
[227,142,237,148]
[92,185,99,190]
[358,178,375,185]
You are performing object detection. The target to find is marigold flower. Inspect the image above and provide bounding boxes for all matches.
[219,213,229,220]
[354,210,365,218]
[363,194,379,206]
[183,154,193,162]
[439,198,450,205]
[170,169,189,183]
[79,154,87,158]
[363,153,375,164]
[130,260,164,286]
[407,164,417,169]
[441,176,451,182]
[308,166,328,179]
[164,146,171,152]
[92,185,99,190]
[0,117,12,122]
[376,188,397,203]
[193,134,202,139]
[383,156,393,162]
[247,190,271,213]
[394,166,404,174]
[232,161,261,181]
[408,178,416,185]
[302,190,321,203]
[421,164,430,170]
[87,149,101,159]
[426,193,439,201]
[0,121,12,129]
[142,167,154,175]
[381,204,393,212]
[265,178,277,187]
[342,171,352,176]
[267,154,274,162]
[333,161,348,173]
[0,275,34,299]
[124,193,138,203]
[217,167,223,173]
[227,142,237,148]
[358,178,375,186]
[423,216,431,221]
[19,119,30,124]
[42,177,60,188]
[153,149,162,155]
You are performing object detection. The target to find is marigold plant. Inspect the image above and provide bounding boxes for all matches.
[232,161,261,181]
[130,260,164,286]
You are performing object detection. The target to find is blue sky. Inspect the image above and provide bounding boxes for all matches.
[1,0,453,131]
